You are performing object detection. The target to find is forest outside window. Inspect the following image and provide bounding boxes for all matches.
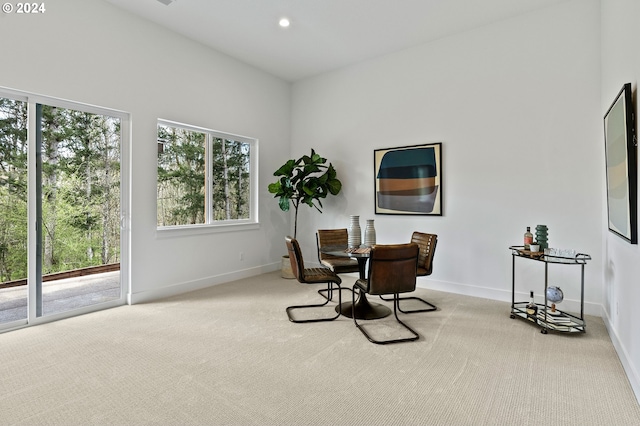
[157,120,257,230]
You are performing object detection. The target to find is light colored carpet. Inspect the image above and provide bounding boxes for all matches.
[0,271,638,425]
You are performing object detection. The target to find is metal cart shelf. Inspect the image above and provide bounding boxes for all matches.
[509,246,591,334]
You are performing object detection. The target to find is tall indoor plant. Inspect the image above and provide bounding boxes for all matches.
[268,149,342,239]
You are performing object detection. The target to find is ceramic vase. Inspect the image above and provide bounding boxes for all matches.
[364,219,376,247]
[348,215,361,248]
[535,224,548,249]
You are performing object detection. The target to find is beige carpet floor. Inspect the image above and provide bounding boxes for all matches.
[0,271,639,425]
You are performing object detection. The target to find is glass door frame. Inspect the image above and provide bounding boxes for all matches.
[0,87,130,331]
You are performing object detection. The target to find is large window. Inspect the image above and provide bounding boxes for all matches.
[157,120,257,229]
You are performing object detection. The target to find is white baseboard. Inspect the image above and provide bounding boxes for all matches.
[307,261,603,316]
[602,310,640,405]
[127,262,280,305]
[417,278,602,317]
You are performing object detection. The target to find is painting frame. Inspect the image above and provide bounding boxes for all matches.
[374,143,442,216]
[604,83,637,244]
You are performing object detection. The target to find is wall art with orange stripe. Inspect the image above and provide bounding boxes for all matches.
[374,143,442,215]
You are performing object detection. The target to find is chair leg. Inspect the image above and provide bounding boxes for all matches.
[318,286,353,301]
[379,294,437,313]
[287,282,342,323]
[354,290,419,344]
[390,297,420,342]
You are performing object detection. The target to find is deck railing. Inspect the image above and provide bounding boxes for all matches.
[0,263,120,290]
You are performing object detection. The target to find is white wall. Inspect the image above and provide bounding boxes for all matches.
[601,0,640,401]
[0,0,290,302]
[291,0,603,314]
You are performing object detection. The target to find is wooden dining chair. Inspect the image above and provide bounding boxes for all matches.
[352,243,420,344]
[379,231,438,313]
[316,228,360,274]
[285,236,344,323]
[315,228,359,301]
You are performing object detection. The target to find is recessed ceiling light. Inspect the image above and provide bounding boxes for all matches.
[279,18,290,28]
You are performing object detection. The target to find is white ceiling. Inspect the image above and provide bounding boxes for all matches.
[103,0,570,82]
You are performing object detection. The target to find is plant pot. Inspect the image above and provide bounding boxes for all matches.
[281,255,295,279]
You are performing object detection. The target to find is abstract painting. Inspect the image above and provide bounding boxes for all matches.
[604,83,637,244]
[374,143,442,215]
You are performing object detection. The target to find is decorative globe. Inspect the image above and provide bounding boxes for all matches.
[546,286,564,304]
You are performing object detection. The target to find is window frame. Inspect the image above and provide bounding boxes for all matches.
[156,119,259,236]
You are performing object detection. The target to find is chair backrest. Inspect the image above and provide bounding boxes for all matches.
[285,236,305,282]
[316,228,348,261]
[366,243,419,295]
[410,232,437,276]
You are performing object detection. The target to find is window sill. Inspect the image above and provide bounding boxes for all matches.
[156,221,259,238]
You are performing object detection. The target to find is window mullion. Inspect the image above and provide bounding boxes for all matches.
[26,102,39,322]
[206,133,213,224]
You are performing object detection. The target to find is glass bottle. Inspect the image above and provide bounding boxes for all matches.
[526,290,538,322]
[524,226,533,250]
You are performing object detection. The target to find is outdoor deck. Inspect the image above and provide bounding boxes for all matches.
[0,271,121,324]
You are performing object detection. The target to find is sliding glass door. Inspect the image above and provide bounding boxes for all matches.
[0,90,129,330]
[0,97,28,325]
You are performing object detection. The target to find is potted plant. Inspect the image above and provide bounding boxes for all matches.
[268,149,342,277]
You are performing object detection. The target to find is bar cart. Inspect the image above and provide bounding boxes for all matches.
[509,246,591,334]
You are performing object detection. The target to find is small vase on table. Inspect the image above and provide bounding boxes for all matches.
[364,219,376,247]
[348,215,361,248]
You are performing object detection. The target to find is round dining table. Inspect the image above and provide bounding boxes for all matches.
[320,245,392,320]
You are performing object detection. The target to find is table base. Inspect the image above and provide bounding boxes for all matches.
[336,294,391,320]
